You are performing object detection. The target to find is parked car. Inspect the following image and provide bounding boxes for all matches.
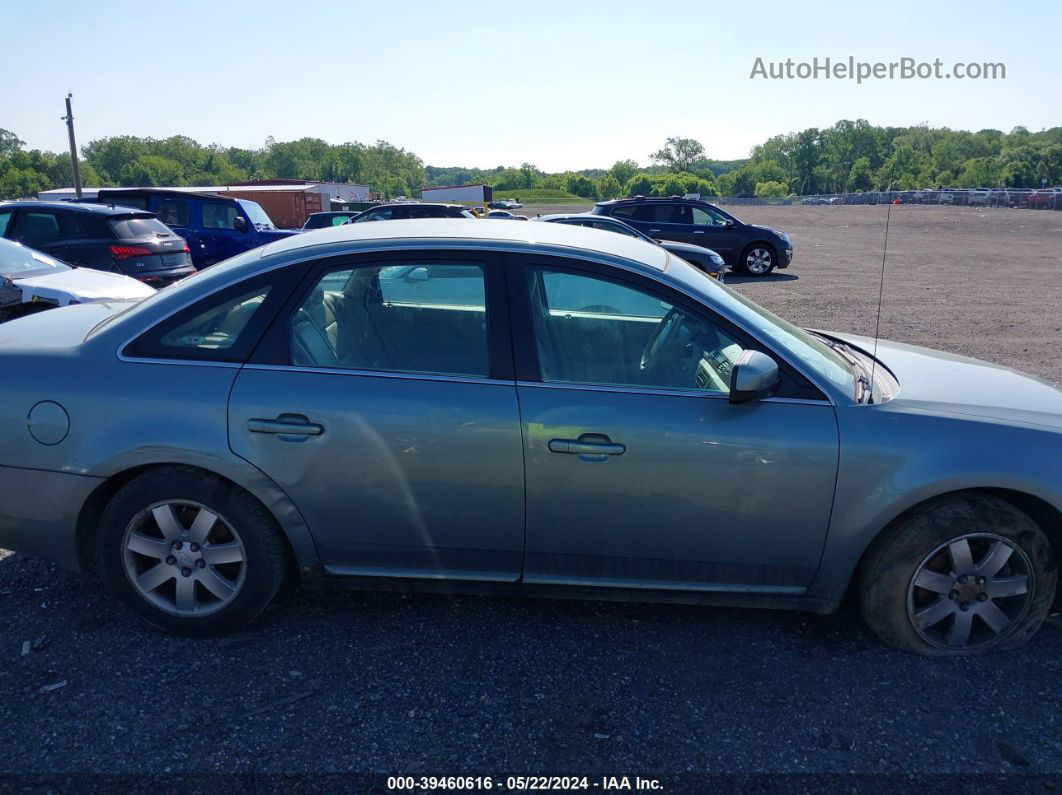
[299,211,358,231]
[347,203,476,222]
[593,196,792,276]
[486,210,528,220]
[0,201,195,287]
[95,188,296,270]
[535,213,725,280]
[966,190,990,206]
[0,238,154,322]
[1027,189,1060,210]
[1,219,1060,655]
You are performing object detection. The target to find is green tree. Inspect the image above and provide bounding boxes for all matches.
[597,174,623,199]
[754,180,789,198]
[607,159,639,186]
[649,137,707,173]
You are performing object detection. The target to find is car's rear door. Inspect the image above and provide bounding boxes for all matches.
[509,254,839,592]
[228,250,526,580]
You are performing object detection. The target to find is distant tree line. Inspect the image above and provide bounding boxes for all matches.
[2,121,1060,201]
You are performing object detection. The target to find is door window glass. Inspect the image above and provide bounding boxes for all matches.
[12,212,60,244]
[352,208,394,222]
[157,199,191,226]
[0,210,13,237]
[527,268,742,392]
[202,203,240,229]
[290,262,489,377]
[692,206,729,226]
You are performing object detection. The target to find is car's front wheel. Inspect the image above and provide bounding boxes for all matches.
[860,494,1057,655]
[97,467,289,635]
[737,244,776,276]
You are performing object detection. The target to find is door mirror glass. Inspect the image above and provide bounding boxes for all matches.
[728,350,781,403]
[405,266,430,282]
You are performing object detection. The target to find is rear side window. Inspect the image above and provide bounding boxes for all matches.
[108,215,173,239]
[611,204,680,223]
[0,209,14,237]
[11,211,61,243]
[156,199,190,227]
[202,203,240,229]
[125,277,279,362]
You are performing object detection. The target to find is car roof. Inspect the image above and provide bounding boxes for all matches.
[535,213,595,221]
[0,200,150,216]
[364,203,467,210]
[258,217,670,270]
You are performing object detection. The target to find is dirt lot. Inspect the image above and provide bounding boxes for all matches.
[1,205,1061,786]
[525,203,1062,385]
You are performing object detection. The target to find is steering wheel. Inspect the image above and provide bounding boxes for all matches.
[640,308,685,371]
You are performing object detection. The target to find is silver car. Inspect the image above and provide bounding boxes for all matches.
[1,220,1059,655]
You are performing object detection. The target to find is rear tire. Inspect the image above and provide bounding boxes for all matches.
[860,495,1056,656]
[737,244,776,276]
[96,466,289,636]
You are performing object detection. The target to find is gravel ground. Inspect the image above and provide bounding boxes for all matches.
[1,205,1061,786]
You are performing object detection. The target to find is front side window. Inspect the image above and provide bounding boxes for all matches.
[527,267,742,392]
[290,262,489,377]
[692,206,729,226]
[202,203,240,230]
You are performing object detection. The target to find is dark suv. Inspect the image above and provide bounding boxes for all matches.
[0,202,195,287]
[591,196,792,276]
[347,203,475,222]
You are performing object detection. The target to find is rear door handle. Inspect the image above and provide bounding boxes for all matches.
[549,434,626,461]
[247,415,324,438]
[648,228,661,234]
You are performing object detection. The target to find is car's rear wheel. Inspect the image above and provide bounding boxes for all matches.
[97,467,288,636]
[737,244,776,276]
[860,494,1056,655]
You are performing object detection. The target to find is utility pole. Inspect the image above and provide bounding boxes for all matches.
[62,93,83,199]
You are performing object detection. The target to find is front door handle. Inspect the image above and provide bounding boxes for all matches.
[247,414,324,438]
[648,228,662,234]
[548,433,626,461]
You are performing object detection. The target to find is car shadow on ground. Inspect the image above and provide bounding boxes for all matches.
[725,273,799,285]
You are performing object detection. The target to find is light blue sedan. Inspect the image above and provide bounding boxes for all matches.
[0,220,1058,654]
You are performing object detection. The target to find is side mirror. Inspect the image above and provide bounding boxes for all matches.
[233,216,248,233]
[729,350,780,404]
[405,266,430,282]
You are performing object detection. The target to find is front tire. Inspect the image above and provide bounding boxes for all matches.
[737,244,776,276]
[96,467,289,636]
[860,495,1056,655]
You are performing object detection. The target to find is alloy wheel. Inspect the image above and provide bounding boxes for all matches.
[906,533,1032,651]
[122,500,247,617]
[745,248,773,274]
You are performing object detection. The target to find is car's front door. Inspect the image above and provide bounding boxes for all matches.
[689,205,741,261]
[510,256,839,592]
[197,201,250,266]
[228,252,526,581]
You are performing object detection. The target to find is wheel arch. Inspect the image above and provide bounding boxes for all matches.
[843,487,1062,606]
[75,461,322,577]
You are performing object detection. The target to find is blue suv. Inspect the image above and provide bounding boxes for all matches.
[591,196,792,276]
[94,189,297,269]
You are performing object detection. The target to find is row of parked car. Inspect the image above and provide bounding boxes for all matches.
[0,191,794,321]
[802,187,1062,208]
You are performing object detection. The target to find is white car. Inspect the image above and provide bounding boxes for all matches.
[0,238,155,321]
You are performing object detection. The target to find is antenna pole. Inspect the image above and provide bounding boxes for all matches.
[869,201,892,403]
[62,93,83,199]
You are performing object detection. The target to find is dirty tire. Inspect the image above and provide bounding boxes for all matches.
[860,494,1056,656]
[97,466,289,636]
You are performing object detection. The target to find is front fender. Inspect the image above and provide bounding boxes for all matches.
[807,403,1062,601]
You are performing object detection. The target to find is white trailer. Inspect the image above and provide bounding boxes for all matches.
[420,184,493,204]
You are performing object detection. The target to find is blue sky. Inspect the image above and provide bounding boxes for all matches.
[3,0,1058,171]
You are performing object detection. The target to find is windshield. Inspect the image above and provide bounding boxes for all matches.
[237,200,275,228]
[0,238,70,277]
